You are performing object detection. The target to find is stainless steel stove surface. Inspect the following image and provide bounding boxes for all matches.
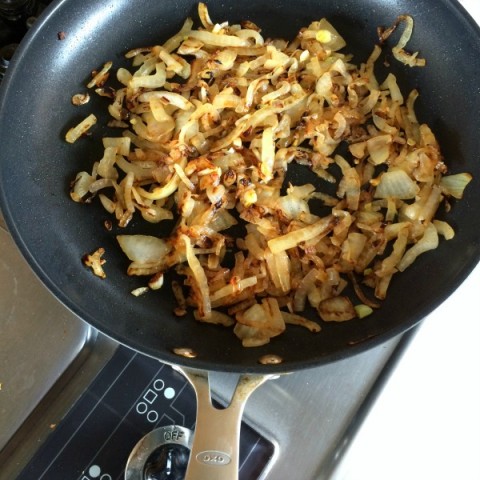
[1,2,480,480]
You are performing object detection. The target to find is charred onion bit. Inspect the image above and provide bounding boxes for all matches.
[83,247,107,279]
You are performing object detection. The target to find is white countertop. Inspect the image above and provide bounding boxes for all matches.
[335,3,480,479]
[336,262,480,480]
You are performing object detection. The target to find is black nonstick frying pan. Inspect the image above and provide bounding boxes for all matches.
[0,0,479,478]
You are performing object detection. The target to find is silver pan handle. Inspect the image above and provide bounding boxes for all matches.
[178,367,273,480]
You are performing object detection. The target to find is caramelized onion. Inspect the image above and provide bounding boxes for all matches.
[68,5,471,347]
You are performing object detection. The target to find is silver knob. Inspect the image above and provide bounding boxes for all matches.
[125,426,193,480]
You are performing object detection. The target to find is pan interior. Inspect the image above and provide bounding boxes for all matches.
[0,0,479,373]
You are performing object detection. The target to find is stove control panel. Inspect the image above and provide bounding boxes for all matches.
[16,346,274,480]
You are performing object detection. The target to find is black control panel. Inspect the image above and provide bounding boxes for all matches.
[18,346,274,480]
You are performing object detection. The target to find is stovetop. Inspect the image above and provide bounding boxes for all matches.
[1,1,479,479]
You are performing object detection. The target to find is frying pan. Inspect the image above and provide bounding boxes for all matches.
[0,0,479,478]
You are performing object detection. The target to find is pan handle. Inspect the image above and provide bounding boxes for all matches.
[177,367,273,480]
